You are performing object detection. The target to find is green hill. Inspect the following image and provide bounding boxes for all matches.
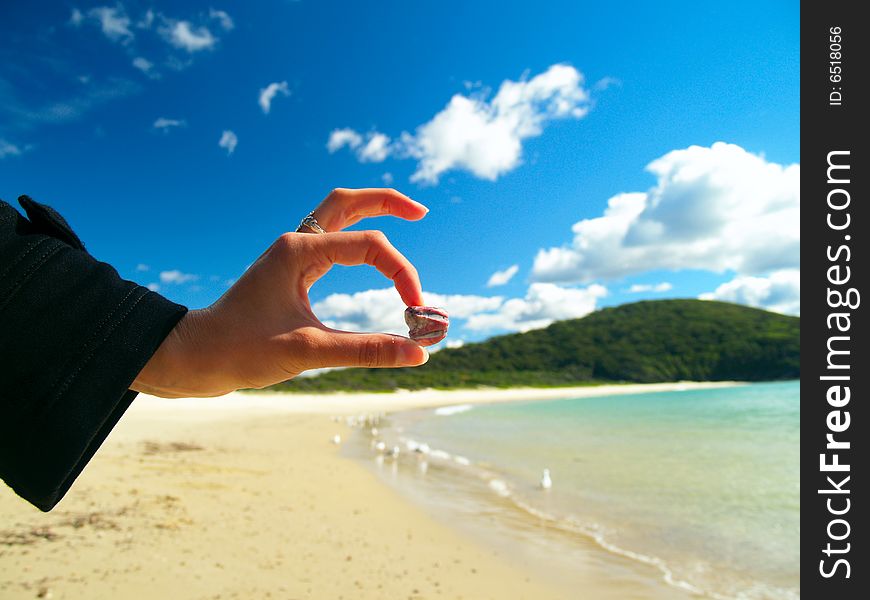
[267,299,800,392]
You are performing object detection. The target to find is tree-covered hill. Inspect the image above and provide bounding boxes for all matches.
[266,299,799,392]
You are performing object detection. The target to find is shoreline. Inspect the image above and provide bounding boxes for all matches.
[1,381,743,598]
[130,380,745,417]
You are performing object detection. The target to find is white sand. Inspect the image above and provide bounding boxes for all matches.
[1,382,738,599]
[130,381,743,417]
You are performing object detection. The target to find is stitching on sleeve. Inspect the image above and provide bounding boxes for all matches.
[0,241,62,313]
[30,285,140,418]
[46,288,150,410]
[0,237,48,284]
[73,286,139,355]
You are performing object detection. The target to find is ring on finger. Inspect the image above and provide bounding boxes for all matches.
[297,211,327,234]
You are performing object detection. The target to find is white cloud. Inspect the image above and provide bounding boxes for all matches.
[146,282,161,292]
[313,283,604,336]
[699,269,800,315]
[0,139,22,159]
[159,270,198,284]
[209,8,234,31]
[327,64,591,184]
[258,81,290,114]
[627,282,672,293]
[153,117,186,132]
[162,20,217,52]
[327,128,363,153]
[69,8,85,26]
[327,129,390,162]
[358,132,391,162]
[464,283,607,333]
[381,172,394,185]
[532,143,800,284]
[88,6,134,42]
[445,339,465,349]
[408,64,590,183]
[428,292,507,318]
[313,288,503,335]
[132,56,155,75]
[218,130,237,154]
[136,263,150,272]
[487,264,520,287]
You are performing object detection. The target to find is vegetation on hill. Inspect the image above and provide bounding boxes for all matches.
[266,299,799,392]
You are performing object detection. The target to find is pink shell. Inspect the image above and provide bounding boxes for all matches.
[404,306,449,347]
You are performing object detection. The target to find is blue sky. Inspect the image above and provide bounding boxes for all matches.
[0,0,799,347]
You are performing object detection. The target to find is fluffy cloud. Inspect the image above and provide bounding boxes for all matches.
[381,172,394,185]
[146,282,161,292]
[209,8,234,31]
[159,270,198,284]
[87,6,134,43]
[464,283,607,333]
[312,283,604,336]
[627,282,672,293]
[259,81,290,114]
[358,133,391,162]
[532,143,800,283]
[327,129,391,162]
[161,20,217,52]
[69,8,231,76]
[0,139,22,159]
[407,64,590,183]
[136,263,150,272]
[327,64,591,184]
[700,269,800,315]
[327,128,363,153]
[153,117,186,132]
[487,264,520,287]
[218,130,237,154]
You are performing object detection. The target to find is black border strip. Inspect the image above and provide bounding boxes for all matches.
[802,1,867,596]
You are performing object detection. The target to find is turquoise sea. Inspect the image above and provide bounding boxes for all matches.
[350,381,800,599]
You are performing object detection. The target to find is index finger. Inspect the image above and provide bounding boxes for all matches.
[313,230,425,306]
[313,188,429,232]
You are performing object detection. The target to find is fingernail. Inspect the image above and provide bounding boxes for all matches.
[400,343,429,366]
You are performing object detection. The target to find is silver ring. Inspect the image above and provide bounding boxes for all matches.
[297,212,326,234]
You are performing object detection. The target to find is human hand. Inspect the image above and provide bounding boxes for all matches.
[131,188,431,398]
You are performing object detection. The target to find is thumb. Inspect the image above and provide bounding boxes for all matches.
[310,330,430,369]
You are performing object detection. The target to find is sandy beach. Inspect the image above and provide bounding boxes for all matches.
[0,382,738,599]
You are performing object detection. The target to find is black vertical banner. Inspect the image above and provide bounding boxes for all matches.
[802,1,867,598]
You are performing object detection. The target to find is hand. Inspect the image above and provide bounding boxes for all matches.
[132,188,431,398]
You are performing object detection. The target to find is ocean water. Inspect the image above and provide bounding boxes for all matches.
[350,381,799,599]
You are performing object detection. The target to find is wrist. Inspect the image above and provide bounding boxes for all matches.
[131,309,227,398]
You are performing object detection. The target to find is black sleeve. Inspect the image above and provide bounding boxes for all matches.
[0,195,188,511]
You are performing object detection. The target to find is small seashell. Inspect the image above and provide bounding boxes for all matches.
[404,306,449,346]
